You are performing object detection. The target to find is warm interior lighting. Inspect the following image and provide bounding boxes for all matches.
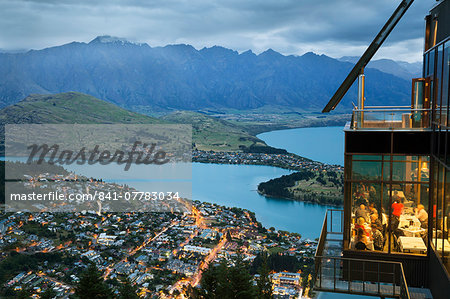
[433,19,438,47]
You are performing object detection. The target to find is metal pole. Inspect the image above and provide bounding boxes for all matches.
[331,210,333,233]
[334,258,336,291]
[393,265,396,297]
[323,0,416,112]
[320,259,323,288]
[378,263,381,295]
[363,261,366,293]
[348,260,351,292]
[357,71,365,128]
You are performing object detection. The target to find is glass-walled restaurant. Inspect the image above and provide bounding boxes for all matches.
[343,36,450,275]
[315,1,450,297]
[428,35,450,274]
[346,154,430,255]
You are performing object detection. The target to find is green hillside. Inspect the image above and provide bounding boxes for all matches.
[0,92,162,124]
[162,111,268,151]
[0,92,272,152]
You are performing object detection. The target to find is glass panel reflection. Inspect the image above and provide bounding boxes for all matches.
[348,154,430,255]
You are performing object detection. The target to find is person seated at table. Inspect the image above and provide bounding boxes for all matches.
[355,228,368,250]
[368,203,377,216]
[370,213,383,231]
[381,208,388,235]
[370,214,384,250]
[355,204,370,223]
[415,204,428,229]
[355,217,370,237]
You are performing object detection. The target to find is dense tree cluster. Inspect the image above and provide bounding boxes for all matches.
[21,221,57,238]
[74,264,114,299]
[258,170,343,205]
[251,252,315,291]
[74,265,141,299]
[190,255,271,299]
[1,262,140,299]
[250,252,300,274]
[0,252,63,285]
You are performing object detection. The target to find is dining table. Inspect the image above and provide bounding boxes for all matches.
[398,236,427,254]
[399,226,426,237]
[399,214,421,228]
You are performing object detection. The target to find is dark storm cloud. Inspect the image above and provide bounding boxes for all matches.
[0,0,435,62]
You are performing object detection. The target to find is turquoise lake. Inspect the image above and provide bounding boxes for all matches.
[6,126,345,239]
[258,126,345,166]
[190,126,345,239]
[191,163,333,239]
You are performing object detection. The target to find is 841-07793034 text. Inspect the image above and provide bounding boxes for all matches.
[9,191,181,202]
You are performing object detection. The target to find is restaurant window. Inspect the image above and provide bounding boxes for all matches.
[348,155,429,255]
[436,45,443,126]
[392,156,429,183]
[447,130,450,166]
[433,164,444,246]
[428,48,435,77]
[443,167,450,272]
[444,42,450,128]
[351,155,382,181]
[350,181,387,252]
[439,129,446,162]
[442,42,450,130]
[432,163,449,265]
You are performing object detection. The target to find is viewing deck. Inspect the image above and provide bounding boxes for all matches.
[314,210,433,299]
[349,106,432,131]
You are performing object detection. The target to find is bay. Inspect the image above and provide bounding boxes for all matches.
[257,126,345,166]
[191,163,334,239]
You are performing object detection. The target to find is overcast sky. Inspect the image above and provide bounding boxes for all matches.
[0,0,437,62]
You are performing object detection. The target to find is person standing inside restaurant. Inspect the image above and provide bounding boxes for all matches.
[391,199,404,232]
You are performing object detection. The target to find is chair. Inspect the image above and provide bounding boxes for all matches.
[393,234,400,252]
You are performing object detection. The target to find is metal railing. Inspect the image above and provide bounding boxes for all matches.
[315,209,344,275]
[327,209,344,234]
[315,256,410,299]
[351,107,431,130]
[314,209,410,299]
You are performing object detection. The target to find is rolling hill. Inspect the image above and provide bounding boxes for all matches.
[162,111,267,151]
[0,92,272,152]
[0,92,162,124]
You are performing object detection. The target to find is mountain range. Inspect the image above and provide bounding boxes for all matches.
[0,35,413,112]
[338,56,422,81]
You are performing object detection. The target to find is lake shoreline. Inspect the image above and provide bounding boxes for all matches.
[192,149,342,172]
[256,189,343,207]
[193,126,345,208]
